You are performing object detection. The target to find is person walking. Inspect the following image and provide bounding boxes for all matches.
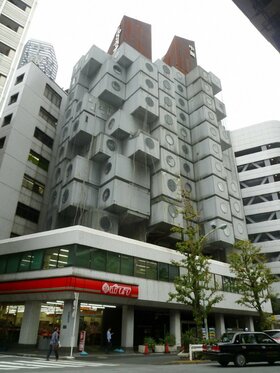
[106,328,113,353]
[46,327,60,361]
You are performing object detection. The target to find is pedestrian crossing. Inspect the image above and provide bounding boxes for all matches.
[0,356,119,370]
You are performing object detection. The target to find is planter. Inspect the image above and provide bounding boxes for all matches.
[138,345,150,353]
[154,345,165,353]
[168,345,178,352]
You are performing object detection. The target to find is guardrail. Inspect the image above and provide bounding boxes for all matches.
[189,344,203,360]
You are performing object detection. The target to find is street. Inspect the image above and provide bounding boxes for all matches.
[0,354,280,372]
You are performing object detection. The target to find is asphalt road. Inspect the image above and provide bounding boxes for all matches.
[0,354,280,372]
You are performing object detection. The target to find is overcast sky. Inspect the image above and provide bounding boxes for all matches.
[25,0,280,131]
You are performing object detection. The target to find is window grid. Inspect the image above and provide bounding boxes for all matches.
[44,84,62,108]
[39,107,58,127]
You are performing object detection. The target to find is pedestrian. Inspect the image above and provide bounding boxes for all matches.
[106,328,113,353]
[46,327,60,361]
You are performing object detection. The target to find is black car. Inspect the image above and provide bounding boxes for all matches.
[203,331,280,367]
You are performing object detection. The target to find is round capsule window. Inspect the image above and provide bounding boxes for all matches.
[164,96,172,107]
[104,162,112,175]
[145,97,154,107]
[102,188,110,202]
[73,121,79,131]
[145,137,155,149]
[167,179,177,192]
[168,205,178,218]
[183,163,190,173]
[165,134,174,145]
[76,101,82,112]
[107,118,115,130]
[185,183,192,193]
[164,114,173,126]
[112,81,121,91]
[179,113,186,122]
[179,98,185,107]
[182,144,189,154]
[181,128,188,139]
[113,64,122,75]
[145,79,154,89]
[163,80,171,90]
[66,164,73,178]
[62,189,69,204]
[145,62,154,72]
[177,84,184,93]
[166,155,175,167]
[100,216,111,231]
[106,139,116,151]
[163,65,171,75]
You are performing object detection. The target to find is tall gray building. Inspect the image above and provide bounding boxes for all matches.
[0,0,37,109]
[19,39,58,80]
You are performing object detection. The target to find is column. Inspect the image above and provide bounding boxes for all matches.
[245,316,254,331]
[121,305,134,348]
[19,301,41,345]
[215,313,226,338]
[170,310,181,347]
[60,300,80,348]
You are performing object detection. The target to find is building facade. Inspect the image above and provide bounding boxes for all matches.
[231,121,280,298]
[18,39,58,80]
[0,16,270,350]
[0,0,37,110]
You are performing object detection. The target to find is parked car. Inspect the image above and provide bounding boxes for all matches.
[264,329,280,343]
[202,331,280,367]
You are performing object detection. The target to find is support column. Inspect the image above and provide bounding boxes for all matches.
[121,305,134,348]
[60,300,80,348]
[215,313,226,338]
[19,301,41,345]
[245,316,254,331]
[170,310,181,347]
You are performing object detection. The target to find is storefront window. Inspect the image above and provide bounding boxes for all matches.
[120,255,134,276]
[0,255,7,273]
[75,245,91,268]
[158,263,169,281]
[91,249,106,271]
[134,258,146,278]
[169,265,179,281]
[107,252,120,273]
[6,255,20,273]
[145,260,157,279]
[43,248,60,269]
[18,251,43,272]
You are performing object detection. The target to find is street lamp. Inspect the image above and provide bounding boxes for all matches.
[202,222,227,340]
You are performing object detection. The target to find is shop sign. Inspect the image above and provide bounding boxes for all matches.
[101,282,132,297]
[79,330,86,352]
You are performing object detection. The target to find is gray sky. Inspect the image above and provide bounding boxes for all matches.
[26,0,280,131]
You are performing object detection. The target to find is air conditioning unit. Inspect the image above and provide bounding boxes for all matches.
[185,66,210,86]
[186,78,213,100]
[123,131,160,165]
[127,55,158,82]
[151,127,179,155]
[191,121,220,145]
[105,109,140,139]
[149,200,183,229]
[151,172,182,201]
[91,133,120,162]
[123,89,159,124]
[193,138,222,162]
[188,92,215,114]
[90,73,125,107]
[189,106,218,129]
[100,153,150,190]
[194,156,226,181]
[152,148,180,176]
[126,71,158,100]
[113,42,140,68]
[214,97,227,121]
[98,179,150,216]
[150,107,178,135]
[59,180,98,215]
[197,175,229,201]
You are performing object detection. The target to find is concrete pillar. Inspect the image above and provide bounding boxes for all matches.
[170,310,181,347]
[19,301,41,345]
[60,300,80,348]
[121,305,134,348]
[215,313,226,338]
[245,316,255,331]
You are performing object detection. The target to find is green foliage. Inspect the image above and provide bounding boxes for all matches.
[164,334,176,346]
[143,336,155,348]
[229,240,276,330]
[169,192,224,336]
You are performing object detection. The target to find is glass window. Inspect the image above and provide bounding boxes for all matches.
[107,252,120,273]
[43,248,60,269]
[0,136,5,149]
[8,0,28,11]
[57,247,71,268]
[215,274,223,290]
[16,202,40,223]
[28,150,49,171]
[120,255,134,276]
[0,41,13,56]
[19,251,33,271]
[169,265,179,281]
[39,107,58,127]
[134,258,146,278]
[0,255,7,274]
[92,249,106,271]
[30,251,43,270]
[2,113,12,127]
[44,84,62,108]
[146,260,157,279]
[158,263,169,281]
[6,255,20,273]
[22,174,45,195]
[15,73,24,84]
[34,127,54,149]
[9,93,18,105]
[75,245,91,268]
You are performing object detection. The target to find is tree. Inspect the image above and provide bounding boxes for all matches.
[169,192,224,338]
[228,240,276,330]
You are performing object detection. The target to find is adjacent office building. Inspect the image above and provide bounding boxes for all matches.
[0,0,37,109]
[18,39,58,80]
[0,16,272,350]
